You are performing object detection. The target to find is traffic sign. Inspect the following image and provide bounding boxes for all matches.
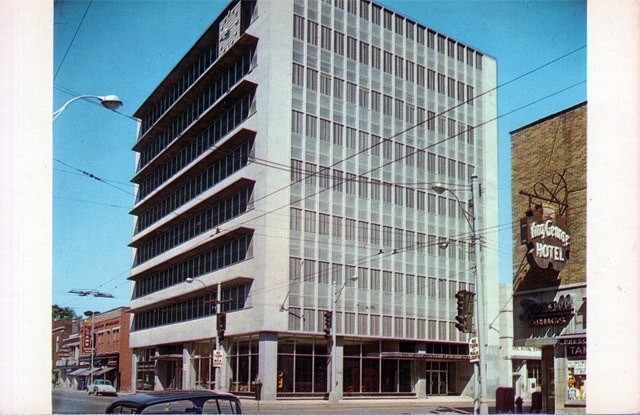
[469,337,479,362]
[212,350,224,368]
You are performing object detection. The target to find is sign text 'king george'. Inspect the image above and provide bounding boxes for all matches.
[521,206,570,271]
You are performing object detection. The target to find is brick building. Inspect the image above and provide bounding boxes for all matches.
[75,307,133,392]
[52,318,73,385]
[510,102,587,414]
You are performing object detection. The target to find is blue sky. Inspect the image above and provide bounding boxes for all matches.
[53,0,586,316]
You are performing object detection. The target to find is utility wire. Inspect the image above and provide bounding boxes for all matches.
[54,0,94,81]
[54,158,135,196]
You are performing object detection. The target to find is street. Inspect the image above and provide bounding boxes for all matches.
[52,388,482,414]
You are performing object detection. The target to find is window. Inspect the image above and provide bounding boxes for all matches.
[291,110,303,134]
[334,31,345,55]
[417,65,425,87]
[383,10,392,30]
[333,169,344,191]
[290,208,302,231]
[395,15,404,35]
[333,77,344,99]
[319,165,331,188]
[346,218,356,240]
[437,73,446,94]
[394,56,404,78]
[319,213,330,235]
[305,115,317,138]
[359,41,369,65]
[333,216,343,238]
[383,52,393,74]
[447,77,455,98]
[305,211,316,233]
[347,36,358,60]
[320,119,331,142]
[371,91,381,112]
[467,85,475,104]
[293,15,305,40]
[371,47,381,70]
[307,21,318,45]
[321,26,332,50]
[383,95,393,116]
[333,123,344,146]
[346,82,357,104]
[292,63,304,87]
[320,74,331,95]
[306,68,318,91]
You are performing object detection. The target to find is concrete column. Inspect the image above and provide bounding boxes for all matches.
[183,344,195,390]
[154,349,162,391]
[415,343,427,399]
[219,339,229,391]
[329,337,344,402]
[258,332,278,401]
[131,351,138,392]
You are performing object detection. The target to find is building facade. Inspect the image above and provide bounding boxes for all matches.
[129,0,500,401]
[510,102,587,413]
[52,318,73,386]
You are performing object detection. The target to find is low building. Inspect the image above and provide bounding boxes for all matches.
[510,102,587,414]
[52,318,73,386]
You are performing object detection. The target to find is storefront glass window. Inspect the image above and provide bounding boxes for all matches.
[277,336,329,396]
[228,336,259,394]
[193,340,216,390]
[135,347,156,391]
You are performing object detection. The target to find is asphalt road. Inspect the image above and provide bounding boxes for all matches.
[52,388,478,414]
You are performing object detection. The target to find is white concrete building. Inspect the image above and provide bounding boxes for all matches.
[128,0,500,401]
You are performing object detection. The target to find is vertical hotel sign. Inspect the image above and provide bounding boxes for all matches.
[83,319,93,353]
[521,206,570,271]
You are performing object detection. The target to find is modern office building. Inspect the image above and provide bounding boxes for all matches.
[511,102,587,413]
[128,0,500,401]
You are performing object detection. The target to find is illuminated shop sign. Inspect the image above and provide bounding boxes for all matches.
[521,205,570,271]
[520,294,574,327]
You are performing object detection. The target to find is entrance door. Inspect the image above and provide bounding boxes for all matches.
[164,361,182,390]
[426,362,449,396]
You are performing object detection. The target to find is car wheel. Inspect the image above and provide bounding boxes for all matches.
[93,387,99,395]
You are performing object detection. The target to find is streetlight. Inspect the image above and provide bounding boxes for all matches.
[329,274,358,402]
[84,310,99,387]
[53,95,123,121]
[433,176,488,415]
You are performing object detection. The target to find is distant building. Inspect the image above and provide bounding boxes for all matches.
[128,0,501,401]
[510,102,587,414]
[52,318,73,385]
[60,307,132,392]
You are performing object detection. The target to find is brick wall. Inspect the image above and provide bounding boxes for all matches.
[511,102,587,292]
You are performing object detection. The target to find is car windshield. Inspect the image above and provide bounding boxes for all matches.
[203,398,238,414]
[96,380,112,385]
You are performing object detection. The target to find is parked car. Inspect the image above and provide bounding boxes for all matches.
[87,379,118,396]
[105,390,242,414]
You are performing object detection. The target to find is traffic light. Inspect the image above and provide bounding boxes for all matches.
[454,290,475,333]
[323,311,332,338]
[217,312,226,341]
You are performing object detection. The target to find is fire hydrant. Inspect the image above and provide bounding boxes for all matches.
[515,396,523,414]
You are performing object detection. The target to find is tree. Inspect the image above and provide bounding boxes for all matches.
[52,304,77,320]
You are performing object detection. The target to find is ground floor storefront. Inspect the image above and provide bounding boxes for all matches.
[132,334,474,400]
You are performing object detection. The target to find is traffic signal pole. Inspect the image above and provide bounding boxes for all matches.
[470,175,489,414]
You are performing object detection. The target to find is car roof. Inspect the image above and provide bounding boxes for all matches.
[106,390,240,411]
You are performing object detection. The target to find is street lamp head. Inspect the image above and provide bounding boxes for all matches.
[84,311,97,317]
[185,277,195,284]
[432,183,447,194]
[98,95,123,111]
[349,275,359,282]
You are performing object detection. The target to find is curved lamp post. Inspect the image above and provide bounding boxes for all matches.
[433,176,488,415]
[329,275,358,402]
[53,95,123,121]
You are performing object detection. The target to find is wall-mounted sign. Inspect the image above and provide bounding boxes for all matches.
[520,294,574,327]
[219,2,242,56]
[520,205,570,271]
[562,338,587,357]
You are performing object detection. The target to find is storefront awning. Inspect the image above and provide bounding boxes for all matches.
[151,354,183,361]
[69,368,89,376]
[380,352,469,361]
[94,367,116,376]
